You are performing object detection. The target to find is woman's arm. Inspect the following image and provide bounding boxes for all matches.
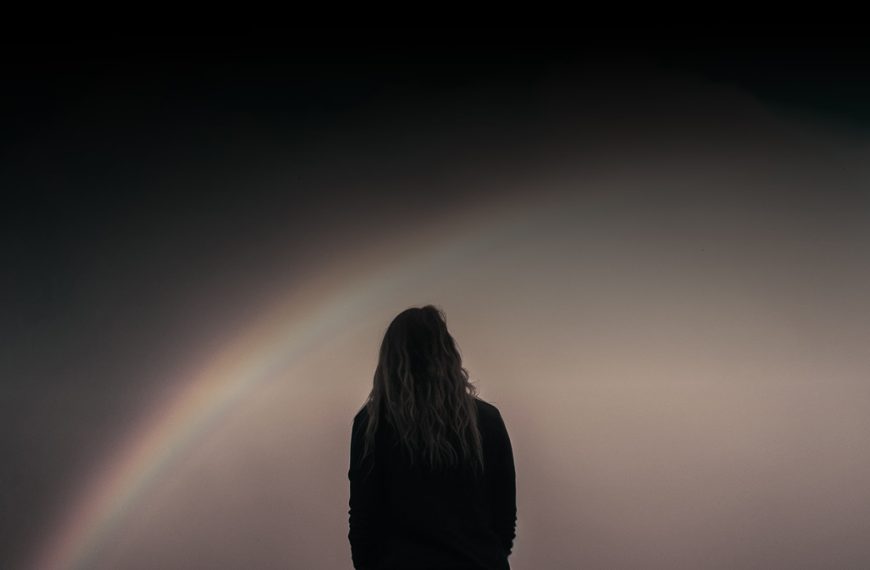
[348,410,383,569]
[491,410,517,556]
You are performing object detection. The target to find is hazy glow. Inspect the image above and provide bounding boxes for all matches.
[33,76,870,569]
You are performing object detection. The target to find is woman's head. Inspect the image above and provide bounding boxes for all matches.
[379,305,464,395]
[360,304,484,475]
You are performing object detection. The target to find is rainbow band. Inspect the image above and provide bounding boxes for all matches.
[35,195,541,569]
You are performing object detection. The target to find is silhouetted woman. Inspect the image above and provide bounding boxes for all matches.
[348,305,517,570]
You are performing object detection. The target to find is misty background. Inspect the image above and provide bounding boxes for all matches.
[2,32,870,569]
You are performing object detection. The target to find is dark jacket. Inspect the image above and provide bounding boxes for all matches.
[348,397,517,570]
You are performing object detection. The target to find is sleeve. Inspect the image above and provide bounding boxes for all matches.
[491,409,517,556]
[348,411,384,569]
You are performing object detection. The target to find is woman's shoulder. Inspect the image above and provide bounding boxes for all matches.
[474,397,503,420]
[352,404,372,430]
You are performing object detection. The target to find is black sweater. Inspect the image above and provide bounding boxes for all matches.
[348,397,517,570]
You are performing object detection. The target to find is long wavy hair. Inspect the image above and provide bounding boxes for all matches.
[358,304,485,477]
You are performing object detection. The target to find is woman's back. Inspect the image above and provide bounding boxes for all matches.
[348,397,516,570]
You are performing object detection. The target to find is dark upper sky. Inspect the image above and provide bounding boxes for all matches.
[3,31,870,568]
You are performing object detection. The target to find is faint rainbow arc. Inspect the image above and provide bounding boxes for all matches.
[34,198,538,570]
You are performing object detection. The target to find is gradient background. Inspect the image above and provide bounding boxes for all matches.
[3,32,870,569]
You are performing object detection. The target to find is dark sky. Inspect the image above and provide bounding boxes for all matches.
[3,32,870,569]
